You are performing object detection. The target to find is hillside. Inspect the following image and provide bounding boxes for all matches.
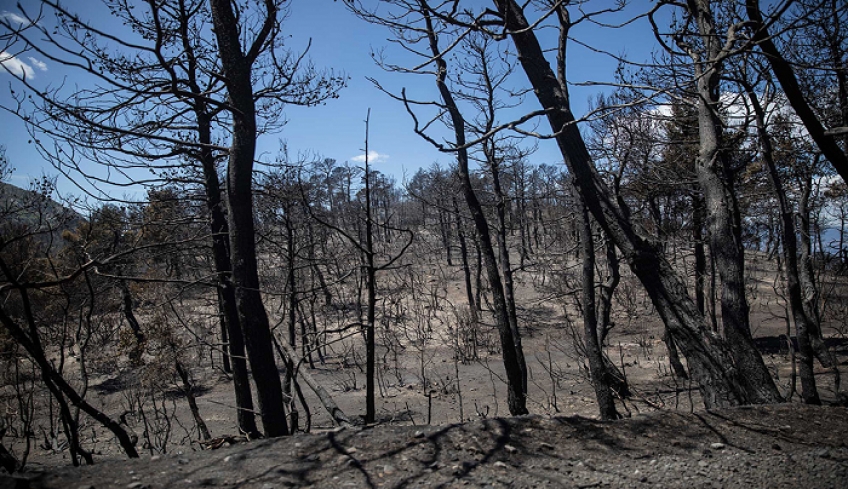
[0,180,83,244]
[8,403,847,489]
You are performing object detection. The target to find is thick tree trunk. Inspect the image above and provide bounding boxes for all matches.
[492,0,779,408]
[195,110,259,437]
[179,0,258,431]
[686,0,782,405]
[209,0,288,438]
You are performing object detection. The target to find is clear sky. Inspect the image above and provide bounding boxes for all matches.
[0,0,663,202]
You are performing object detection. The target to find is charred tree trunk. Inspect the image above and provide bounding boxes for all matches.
[194,109,259,437]
[488,149,528,394]
[579,197,621,420]
[209,0,289,437]
[363,112,378,425]
[492,0,779,407]
[684,0,782,405]
[422,3,528,414]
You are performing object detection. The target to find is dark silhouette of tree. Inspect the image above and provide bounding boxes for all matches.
[2,0,344,438]
[0,172,140,461]
[746,0,848,182]
[346,0,530,415]
[487,0,778,407]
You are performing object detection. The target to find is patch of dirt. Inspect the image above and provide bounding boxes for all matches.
[7,404,847,488]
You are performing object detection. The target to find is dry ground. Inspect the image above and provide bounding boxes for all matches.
[7,404,848,488]
[2,247,848,488]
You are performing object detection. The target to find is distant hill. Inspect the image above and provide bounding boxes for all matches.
[0,180,84,249]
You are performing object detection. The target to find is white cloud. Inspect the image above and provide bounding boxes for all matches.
[351,151,389,163]
[0,51,35,78]
[0,11,31,25]
[0,51,46,79]
[28,57,47,72]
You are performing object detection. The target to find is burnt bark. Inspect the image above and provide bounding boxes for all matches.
[363,113,378,425]
[194,106,259,437]
[578,197,621,420]
[491,0,777,407]
[209,0,288,437]
[487,147,527,394]
[682,0,782,405]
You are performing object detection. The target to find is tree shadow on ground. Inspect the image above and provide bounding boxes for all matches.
[27,405,848,489]
[753,335,848,355]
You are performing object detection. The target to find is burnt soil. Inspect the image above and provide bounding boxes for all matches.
[6,403,847,489]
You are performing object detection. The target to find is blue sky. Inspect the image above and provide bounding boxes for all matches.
[0,0,663,201]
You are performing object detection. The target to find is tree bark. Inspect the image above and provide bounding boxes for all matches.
[579,197,621,420]
[209,0,289,437]
[492,0,779,407]
[194,106,259,437]
[487,150,528,394]
[363,113,378,425]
